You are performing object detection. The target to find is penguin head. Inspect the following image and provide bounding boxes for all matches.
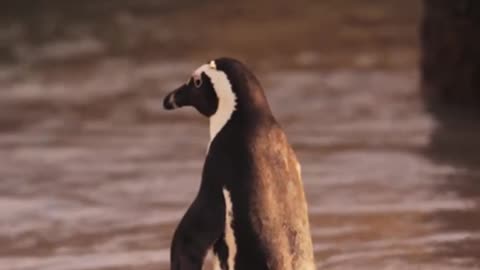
[163,59,222,117]
[163,57,271,139]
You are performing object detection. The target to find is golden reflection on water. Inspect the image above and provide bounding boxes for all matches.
[0,61,479,270]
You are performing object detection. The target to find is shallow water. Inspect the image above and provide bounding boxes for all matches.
[1,1,480,268]
[1,58,479,270]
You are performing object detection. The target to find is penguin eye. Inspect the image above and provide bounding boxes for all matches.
[193,77,202,88]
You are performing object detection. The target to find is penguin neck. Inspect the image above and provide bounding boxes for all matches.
[209,101,273,145]
[209,91,237,143]
[207,71,272,143]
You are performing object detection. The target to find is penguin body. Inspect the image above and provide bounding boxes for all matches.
[164,58,315,270]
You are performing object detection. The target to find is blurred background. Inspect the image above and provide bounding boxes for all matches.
[1,1,479,269]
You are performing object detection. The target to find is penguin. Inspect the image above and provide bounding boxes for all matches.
[163,57,315,270]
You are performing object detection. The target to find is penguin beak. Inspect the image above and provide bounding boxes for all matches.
[163,84,190,110]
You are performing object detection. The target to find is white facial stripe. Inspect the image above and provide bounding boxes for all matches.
[223,188,237,270]
[193,62,237,142]
[208,70,236,142]
[192,64,211,77]
[206,69,237,142]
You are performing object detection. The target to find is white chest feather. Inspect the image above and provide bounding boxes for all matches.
[222,188,237,270]
[210,188,237,270]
